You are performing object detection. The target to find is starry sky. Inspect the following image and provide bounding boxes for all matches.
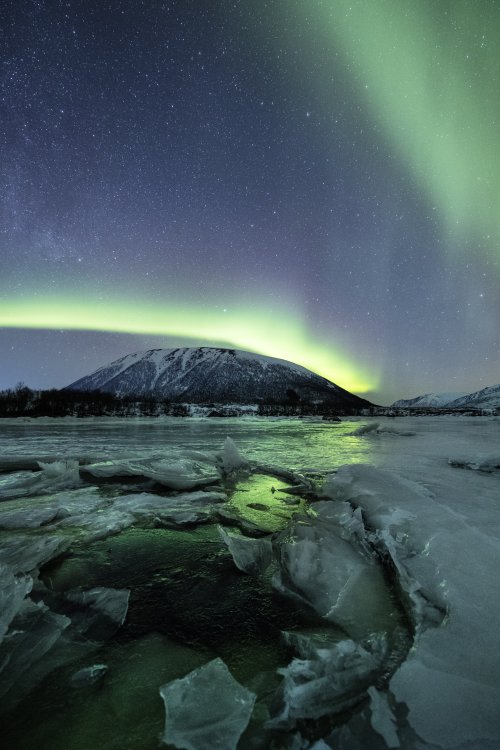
[1,0,499,404]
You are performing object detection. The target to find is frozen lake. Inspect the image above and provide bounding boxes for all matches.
[0,415,499,749]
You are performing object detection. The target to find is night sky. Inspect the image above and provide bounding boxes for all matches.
[1,0,499,404]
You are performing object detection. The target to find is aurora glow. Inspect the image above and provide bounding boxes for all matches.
[1,0,499,402]
[310,0,500,255]
[0,298,376,392]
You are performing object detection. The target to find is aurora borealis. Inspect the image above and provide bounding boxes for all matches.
[1,0,499,403]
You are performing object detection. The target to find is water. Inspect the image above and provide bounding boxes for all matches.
[1,415,497,749]
[0,416,375,470]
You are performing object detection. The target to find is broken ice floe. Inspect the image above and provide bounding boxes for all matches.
[0,487,103,530]
[111,489,226,523]
[159,657,256,750]
[323,466,447,627]
[0,534,71,574]
[367,686,400,748]
[0,459,81,499]
[0,598,71,704]
[448,454,500,473]
[0,435,439,745]
[219,436,249,473]
[218,525,273,575]
[0,564,33,643]
[66,586,130,628]
[0,485,228,553]
[268,635,387,727]
[0,582,129,712]
[83,456,220,489]
[348,422,416,437]
[273,501,399,641]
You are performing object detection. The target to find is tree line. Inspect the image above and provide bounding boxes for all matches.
[0,384,189,418]
[0,383,352,418]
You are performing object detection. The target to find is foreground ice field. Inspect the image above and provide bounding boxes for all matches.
[0,415,498,750]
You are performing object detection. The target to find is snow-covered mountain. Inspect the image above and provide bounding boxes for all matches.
[391,392,467,409]
[66,347,374,410]
[446,384,500,410]
[392,385,500,410]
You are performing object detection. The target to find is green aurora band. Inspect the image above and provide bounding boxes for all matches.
[311,0,500,256]
[0,297,378,393]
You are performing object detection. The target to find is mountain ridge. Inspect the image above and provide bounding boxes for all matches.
[391,384,500,410]
[65,347,374,411]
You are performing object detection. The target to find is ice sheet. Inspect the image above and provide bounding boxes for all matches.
[324,462,500,747]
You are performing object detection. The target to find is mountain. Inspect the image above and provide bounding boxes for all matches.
[392,385,500,410]
[391,392,467,409]
[446,384,500,410]
[65,347,374,411]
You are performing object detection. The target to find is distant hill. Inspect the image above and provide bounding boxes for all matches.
[391,385,500,410]
[446,384,500,410]
[391,392,467,409]
[65,347,374,412]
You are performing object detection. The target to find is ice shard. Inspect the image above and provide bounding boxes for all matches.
[218,525,273,575]
[159,657,256,750]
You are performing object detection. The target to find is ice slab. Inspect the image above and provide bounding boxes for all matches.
[0,505,66,529]
[448,454,500,473]
[349,422,380,435]
[218,437,249,474]
[377,426,416,436]
[268,636,386,727]
[58,508,136,542]
[0,533,71,574]
[66,586,130,640]
[324,463,500,748]
[368,687,400,748]
[52,489,227,539]
[112,490,227,527]
[0,460,81,499]
[84,456,219,489]
[0,598,71,703]
[273,501,396,640]
[0,487,103,532]
[348,423,415,437]
[159,657,256,750]
[0,564,33,643]
[218,525,273,575]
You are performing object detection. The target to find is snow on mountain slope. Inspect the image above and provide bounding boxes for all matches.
[391,392,467,409]
[446,384,500,409]
[392,385,500,410]
[65,347,373,410]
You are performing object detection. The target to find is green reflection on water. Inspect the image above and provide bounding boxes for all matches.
[3,526,341,750]
[226,473,309,532]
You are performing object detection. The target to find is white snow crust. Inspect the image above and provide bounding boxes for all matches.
[323,460,500,748]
